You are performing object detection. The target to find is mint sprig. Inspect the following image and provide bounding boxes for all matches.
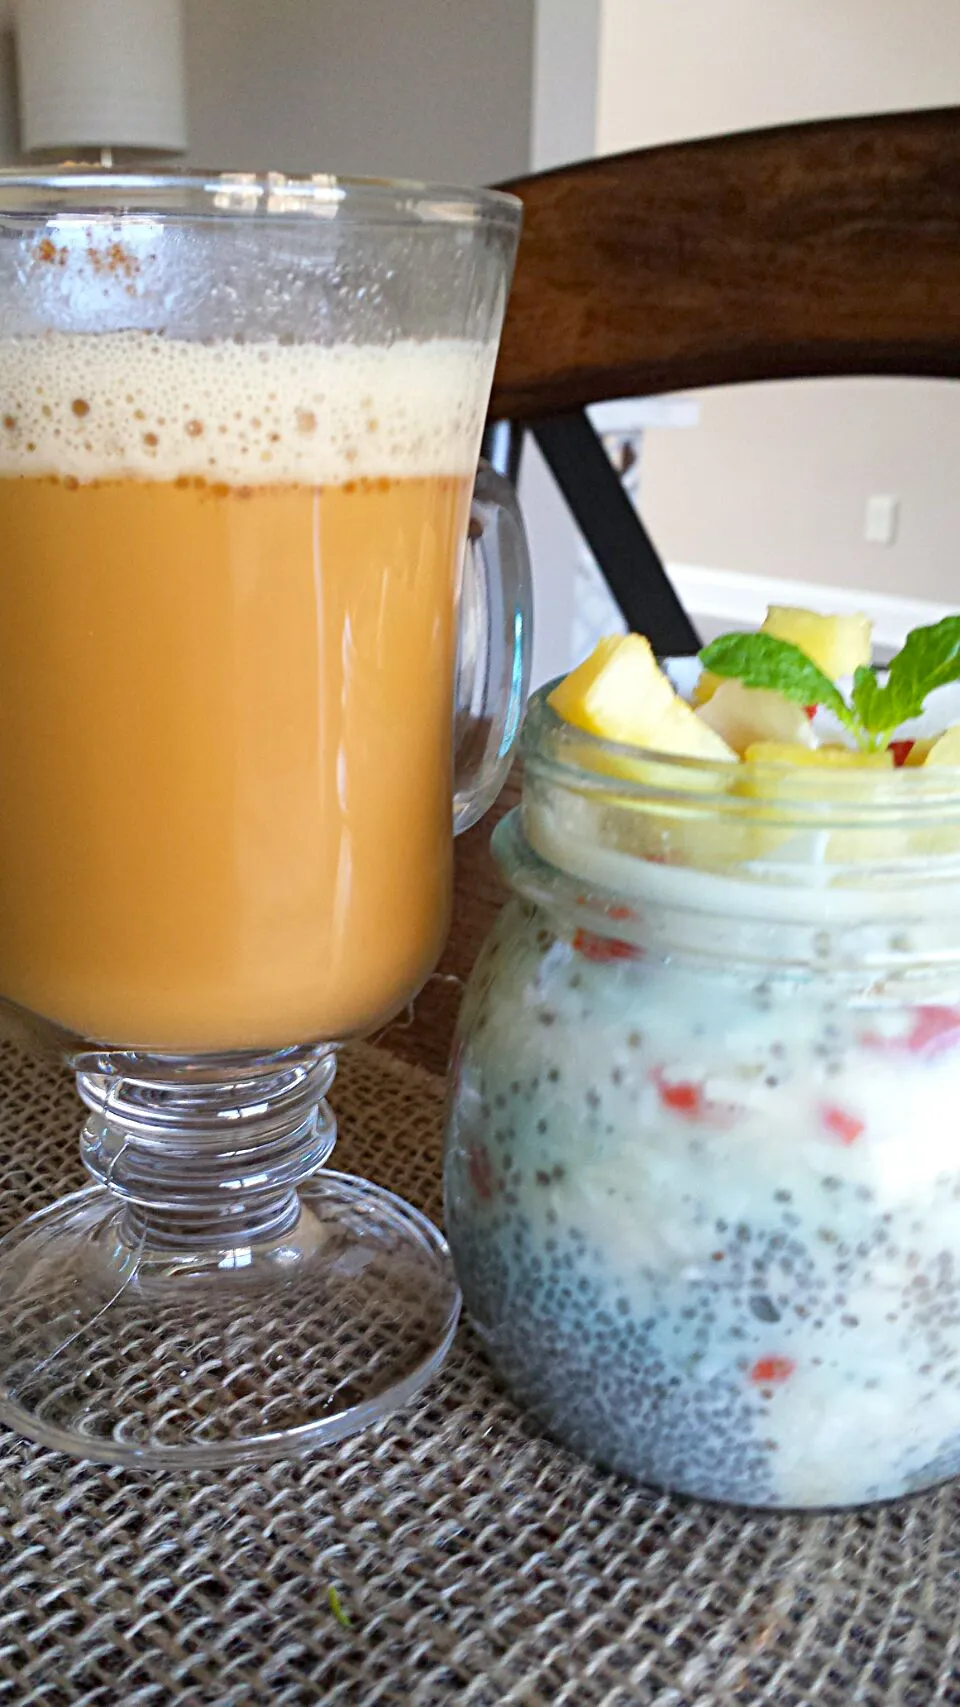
[699,632,861,739]
[852,616,960,735]
[700,615,960,750]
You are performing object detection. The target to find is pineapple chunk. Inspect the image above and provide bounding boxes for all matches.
[548,635,735,763]
[549,635,671,737]
[547,634,741,866]
[741,742,897,864]
[640,696,739,763]
[743,742,892,769]
[761,606,872,679]
[697,680,816,756]
[906,728,960,858]
[923,726,960,766]
[691,668,722,707]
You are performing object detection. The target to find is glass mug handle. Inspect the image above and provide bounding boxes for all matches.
[454,458,533,833]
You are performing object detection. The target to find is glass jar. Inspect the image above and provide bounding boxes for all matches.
[444,687,960,1509]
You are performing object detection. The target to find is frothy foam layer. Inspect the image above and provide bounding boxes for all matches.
[0,332,496,487]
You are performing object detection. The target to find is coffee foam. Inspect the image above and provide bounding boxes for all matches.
[0,332,496,487]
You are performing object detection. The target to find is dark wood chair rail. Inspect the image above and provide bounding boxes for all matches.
[491,106,960,420]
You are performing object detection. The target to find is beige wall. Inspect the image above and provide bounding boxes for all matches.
[182,0,533,185]
[521,0,604,687]
[0,27,18,162]
[596,0,960,603]
[0,2,534,185]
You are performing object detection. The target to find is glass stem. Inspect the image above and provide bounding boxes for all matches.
[75,1045,337,1250]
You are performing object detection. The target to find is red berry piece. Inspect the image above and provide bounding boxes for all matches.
[860,1005,960,1060]
[650,1068,741,1127]
[572,928,641,963]
[907,1006,960,1056]
[749,1356,795,1385]
[657,1077,703,1116]
[467,1143,494,1201]
[820,1103,864,1145]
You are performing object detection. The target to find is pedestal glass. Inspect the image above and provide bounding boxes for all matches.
[0,170,527,1465]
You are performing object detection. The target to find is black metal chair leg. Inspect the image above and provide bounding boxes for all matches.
[532,412,701,657]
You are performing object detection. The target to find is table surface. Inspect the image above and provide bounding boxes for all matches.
[0,1037,956,1707]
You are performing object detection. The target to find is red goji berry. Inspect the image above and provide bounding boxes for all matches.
[749,1356,795,1385]
[820,1103,864,1145]
[861,1005,960,1059]
[650,1068,743,1128]
[653,1073,704,1117]
[572,928,641,963]
[907,1006,960,1056]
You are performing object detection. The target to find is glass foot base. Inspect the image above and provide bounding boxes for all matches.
[0,1172,460,1467]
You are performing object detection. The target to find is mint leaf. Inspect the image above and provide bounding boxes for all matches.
[851,615,960,735]
[701,614,960,751]
[850,664,893,733]
[699,632,856,733]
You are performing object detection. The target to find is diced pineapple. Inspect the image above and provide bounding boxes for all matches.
[548,635,672,740]
[905,728,960,859]
[697,680,816,756]
[548,634,735,764]
[740,741,898,863]
[923,726,960,766]
[547,634,744,868]
[547,635,627,723]
[691,668,722,707]
[761,607,872,679]
[744,743,892,769]
[639,696,739,763]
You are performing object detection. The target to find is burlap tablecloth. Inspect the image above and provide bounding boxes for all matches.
[0,1037,957,1706]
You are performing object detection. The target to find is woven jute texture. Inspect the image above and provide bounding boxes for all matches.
[0,1039,959,1707]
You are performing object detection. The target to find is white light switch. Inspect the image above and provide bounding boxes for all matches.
[864,494,899,546]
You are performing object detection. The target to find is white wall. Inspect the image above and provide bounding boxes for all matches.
[596,0,960,154]
[596,0,960,605]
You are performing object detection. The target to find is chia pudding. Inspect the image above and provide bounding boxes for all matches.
[444,688,960,1509]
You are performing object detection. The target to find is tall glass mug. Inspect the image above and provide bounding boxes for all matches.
[0,171,527,1465]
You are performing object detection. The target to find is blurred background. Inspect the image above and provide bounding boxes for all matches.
[3,0,959,683]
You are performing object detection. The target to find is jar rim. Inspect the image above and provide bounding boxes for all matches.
[0,167,522,231]
[523,685,960,829]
